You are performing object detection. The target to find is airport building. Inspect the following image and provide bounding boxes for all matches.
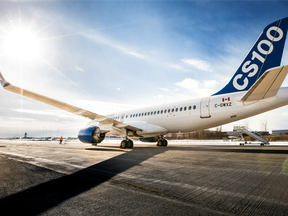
[272,130,288,135]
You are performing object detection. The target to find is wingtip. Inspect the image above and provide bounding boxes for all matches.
[0,71,10,88]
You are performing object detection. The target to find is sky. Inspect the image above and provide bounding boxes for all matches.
[1,0,288,137]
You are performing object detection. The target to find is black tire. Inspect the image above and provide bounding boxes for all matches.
[157,140,163,146]
[163,139,168,147]
[120,140,127,149]
[127,139,134,149]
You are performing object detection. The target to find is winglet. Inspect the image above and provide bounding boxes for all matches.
[0,71,10,88]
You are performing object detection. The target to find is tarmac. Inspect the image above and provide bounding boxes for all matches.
[0,140,288,215]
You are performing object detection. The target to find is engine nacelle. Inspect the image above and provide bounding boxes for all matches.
[78,126,105,144]
[139,137,160,143]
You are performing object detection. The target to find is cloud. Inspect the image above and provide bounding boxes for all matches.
[0,116,35,122]
[13,109,76,118]
[158,87,171,92]
[82,32,147,60]
[153,94,164,99]
[168,64,191,72]
[203,80,218,89]
[181,58,212,72]
[175,78,219,97]
[158,87,179,92]
[116,46,147,59]
[75,66,84,72]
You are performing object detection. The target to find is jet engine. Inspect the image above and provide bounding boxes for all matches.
[78,126,105,144]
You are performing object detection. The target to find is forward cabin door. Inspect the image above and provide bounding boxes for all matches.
[200,98,211,118]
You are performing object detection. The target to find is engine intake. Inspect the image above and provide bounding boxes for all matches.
[78,126,105,144]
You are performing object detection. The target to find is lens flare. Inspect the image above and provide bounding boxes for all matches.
[4,27,40,61]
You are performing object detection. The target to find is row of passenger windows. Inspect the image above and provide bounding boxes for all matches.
[111,105,196,120]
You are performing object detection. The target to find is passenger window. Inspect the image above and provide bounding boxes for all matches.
[176,108,178,112]
[126,115,128,118]
[168,109,170,113]
[193,105,196,110]
[142,113,144,116]
[145,112,147,116]
[133,114,135,117]
[157,111,159,114]
[161,110,163,114]
[172,109,174,112]
[164,110,167,113]
[130,115,132,118]
[154,111,156,115]
[189,106,191,110]
[136,114,138,117]
[148,112,150,116]
[184,107,187,111]
[151,111,153,115]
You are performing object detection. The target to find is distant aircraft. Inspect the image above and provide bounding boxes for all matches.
[1,17,288,149]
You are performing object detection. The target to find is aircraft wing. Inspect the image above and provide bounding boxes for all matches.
[239,65,288,102]
[0,72,141,132]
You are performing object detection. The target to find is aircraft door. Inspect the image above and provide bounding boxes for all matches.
[200,98,211,118]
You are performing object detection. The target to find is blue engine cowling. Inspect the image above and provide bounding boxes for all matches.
[78,126,105,144]
[139,137,160,143]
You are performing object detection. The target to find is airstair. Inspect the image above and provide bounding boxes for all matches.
[233,125,269,146]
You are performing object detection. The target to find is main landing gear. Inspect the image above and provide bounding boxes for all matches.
[120,139,134,149]
[157,139,168,147]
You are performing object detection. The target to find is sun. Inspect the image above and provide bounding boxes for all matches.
[3,27,40,61]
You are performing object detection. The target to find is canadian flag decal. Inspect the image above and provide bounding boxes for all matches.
[222,97,230,102]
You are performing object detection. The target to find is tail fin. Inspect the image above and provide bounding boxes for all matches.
[213,17,288,95]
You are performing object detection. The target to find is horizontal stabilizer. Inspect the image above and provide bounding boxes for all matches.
[239,65,288,102]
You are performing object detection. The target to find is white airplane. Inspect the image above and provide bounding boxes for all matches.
[1,17,288,149]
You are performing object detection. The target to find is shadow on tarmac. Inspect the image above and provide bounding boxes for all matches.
[85,148,125,151]
[0,145,287,215]
[0,147,168,215]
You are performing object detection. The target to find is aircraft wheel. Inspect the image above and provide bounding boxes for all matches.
[157,139,168,147]
[120,140,128,149]
[163,139,168,147]
[127,139,134,149]
[157,140,163,147]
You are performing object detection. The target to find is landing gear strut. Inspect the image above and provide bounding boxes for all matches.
[157,139,168,147]
[120,139,134,149]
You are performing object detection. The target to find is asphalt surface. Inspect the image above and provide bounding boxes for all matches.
[0,141,288,216]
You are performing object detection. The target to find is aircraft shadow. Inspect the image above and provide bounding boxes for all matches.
[85,148,125,151]
[0,147,168,215]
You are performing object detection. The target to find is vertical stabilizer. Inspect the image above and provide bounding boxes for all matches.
[214,17,288,95]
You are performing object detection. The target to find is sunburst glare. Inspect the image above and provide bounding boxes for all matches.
[3,27,40,61]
